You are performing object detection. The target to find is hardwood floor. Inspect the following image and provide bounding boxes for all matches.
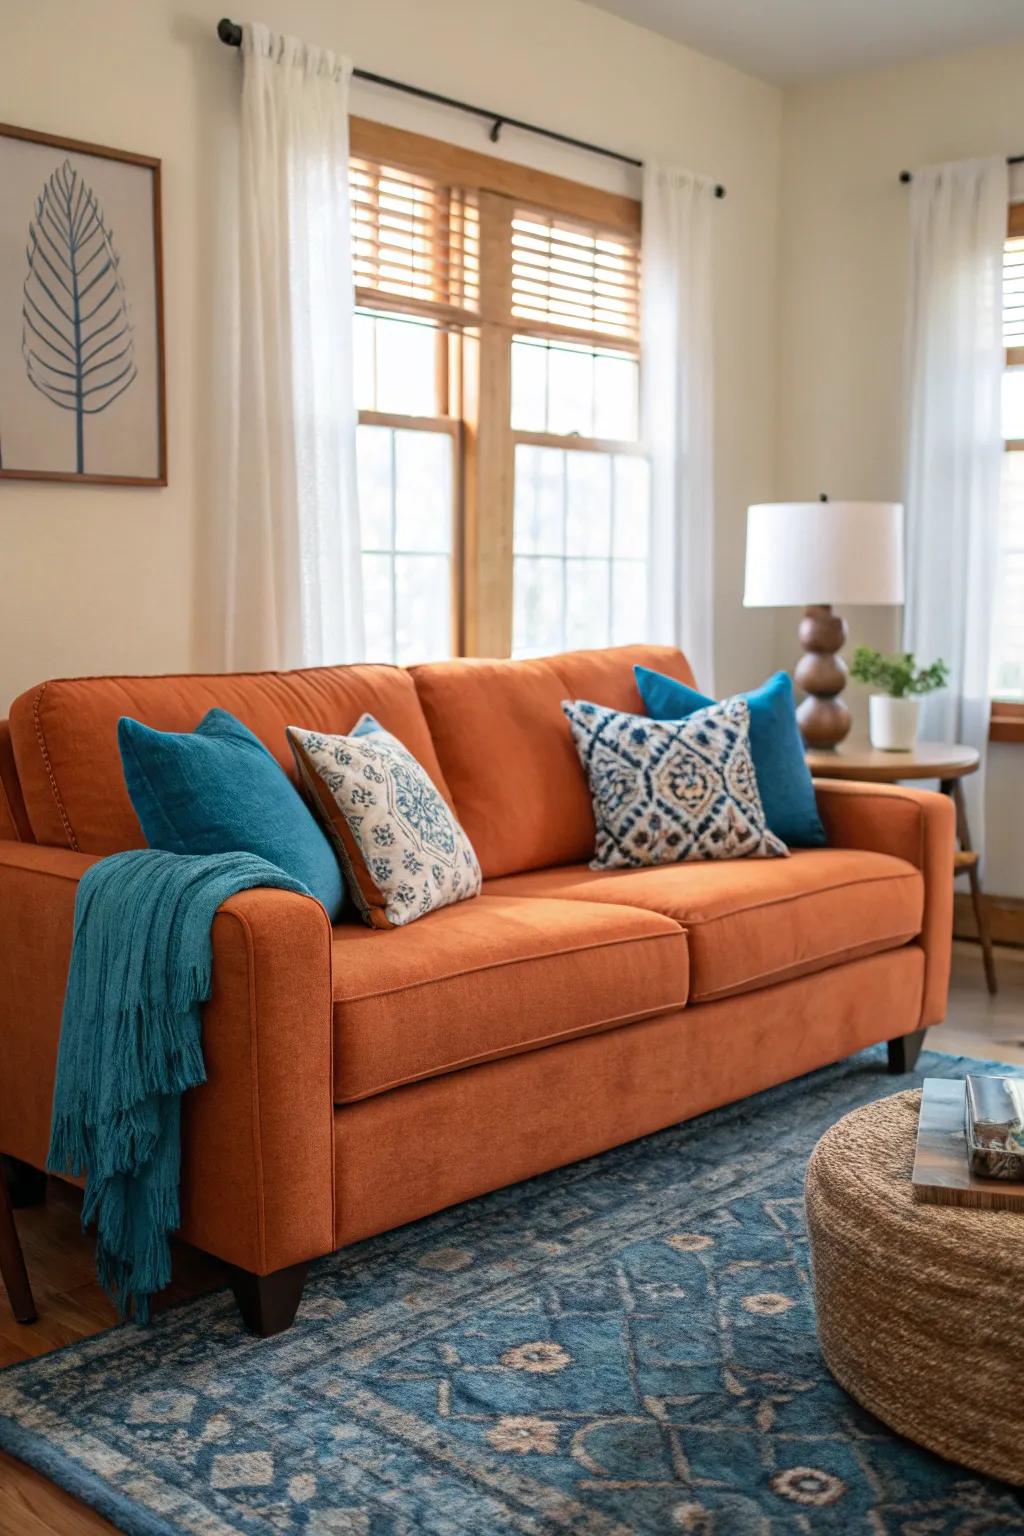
[1,941,1022,1535]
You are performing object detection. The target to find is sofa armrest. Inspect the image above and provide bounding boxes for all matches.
[813,780,955,1028]
[0,841,335,1275]
[182,886,335,1272]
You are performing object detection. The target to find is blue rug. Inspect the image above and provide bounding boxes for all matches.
[2,1046,1023,1535]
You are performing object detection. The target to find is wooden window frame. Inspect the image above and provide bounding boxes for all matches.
[350,118,642,659]
[990,700,1024,744]
[992,204,1024,736]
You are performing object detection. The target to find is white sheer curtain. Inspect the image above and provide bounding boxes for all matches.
[903,157,1007,862]
[224,21,363,671]
[641,165,716,692]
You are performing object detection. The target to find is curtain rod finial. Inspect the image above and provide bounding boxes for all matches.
[714,183,726,198]
[899,170,913,184]
[218,17,242,46]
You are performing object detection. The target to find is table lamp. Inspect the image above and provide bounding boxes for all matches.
[743,498,904,748]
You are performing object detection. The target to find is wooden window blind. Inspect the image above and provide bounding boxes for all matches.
[1004,233,1024,349]
[510,210,640,347]
[350,158,479,321]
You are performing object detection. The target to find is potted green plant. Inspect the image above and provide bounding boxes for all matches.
[850,647,950,751]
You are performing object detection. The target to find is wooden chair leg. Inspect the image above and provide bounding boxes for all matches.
[227,1260,309,1337]
[966,861,999,998]
[888,1028,927,1074]
[0,1173,36,1324]
[949,778,998,998]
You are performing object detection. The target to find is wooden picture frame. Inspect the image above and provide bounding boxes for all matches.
[0,122,166,486]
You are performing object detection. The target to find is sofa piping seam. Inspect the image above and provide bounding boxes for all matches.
[30,685,79,851]
[499,868,921,928]
[333,926,684,1006]
[225,905,269,1274]
[334,997,688,1102]
[689,927,921,1001]
[678,870,921,924]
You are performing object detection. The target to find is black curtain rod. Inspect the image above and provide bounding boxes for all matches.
[217,18,726,198]
[899,154,1024,183]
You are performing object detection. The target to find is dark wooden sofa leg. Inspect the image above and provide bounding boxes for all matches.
[888,1028,927,1074]
[228,1260,309,1336]
[0,1173,37,1323]
[1,1156,47,1209]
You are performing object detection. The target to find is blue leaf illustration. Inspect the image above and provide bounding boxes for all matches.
[22,159,137,474]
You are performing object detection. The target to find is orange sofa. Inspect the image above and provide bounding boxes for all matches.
[0,644,954,1333]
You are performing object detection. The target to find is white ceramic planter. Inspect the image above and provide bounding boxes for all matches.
[869,694,920,752]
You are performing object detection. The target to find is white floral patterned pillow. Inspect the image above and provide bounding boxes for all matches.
[562,694,789,868]
[288,716,482,929]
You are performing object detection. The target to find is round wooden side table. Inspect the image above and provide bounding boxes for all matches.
[805,741,997,995]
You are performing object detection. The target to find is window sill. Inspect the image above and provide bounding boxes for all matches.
[990,702,1024,744]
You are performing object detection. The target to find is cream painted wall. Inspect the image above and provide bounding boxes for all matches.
[777,39,1024,896]
[0,0,782,712]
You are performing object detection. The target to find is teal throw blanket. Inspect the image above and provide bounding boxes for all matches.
[48,849,312,1321]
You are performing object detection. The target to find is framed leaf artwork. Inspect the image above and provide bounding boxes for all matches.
[0,123,166,486]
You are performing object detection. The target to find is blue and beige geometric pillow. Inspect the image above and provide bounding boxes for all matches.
[562,695,789,869]
[287,715,482,929]
[634,665,826,848]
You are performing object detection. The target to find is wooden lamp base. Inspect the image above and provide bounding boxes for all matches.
[795,604,851,749]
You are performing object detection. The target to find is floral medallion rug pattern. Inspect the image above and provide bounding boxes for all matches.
[2,1047,1023,1535]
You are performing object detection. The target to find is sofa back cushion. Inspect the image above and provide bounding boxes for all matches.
[411,644,696,878]
[9,665,450,854]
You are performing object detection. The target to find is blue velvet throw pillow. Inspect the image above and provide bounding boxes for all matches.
[634,666,827,848]
[118,708,345,920]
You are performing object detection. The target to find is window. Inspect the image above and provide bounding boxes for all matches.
[350,156,477,664]
[506,211,645,657]
[995,207,1024,703]
[348,119,645,664]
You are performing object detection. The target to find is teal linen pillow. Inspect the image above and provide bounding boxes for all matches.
[634,666,827,848]
[117,708,345,920]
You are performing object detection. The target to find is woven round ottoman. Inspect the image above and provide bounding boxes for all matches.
[806,1089,1024,1485]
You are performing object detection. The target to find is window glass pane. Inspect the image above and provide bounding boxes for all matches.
[594,353,639,440]
[566,453,612,557]
[992,452,1024,698]
[356,425,393,550]
[613,455,650,559]
[565,558,610,650]
[358,423,454,664]
[394,555,451,665]
[513,556,563,656]
[511,339,547,431]
[611,560,648,646]
[362,553,395,664]
[547,346,594,436]
[514,446,565,556]
[353,313,376,411]
[1003,368,1024,441]
[394,430,452,553]
[374,314,437,415]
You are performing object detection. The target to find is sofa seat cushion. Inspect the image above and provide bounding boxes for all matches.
[330,894,688,1103]
[483,849,923,1003]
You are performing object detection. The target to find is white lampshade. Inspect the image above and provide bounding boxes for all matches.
[743,501,904,608]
